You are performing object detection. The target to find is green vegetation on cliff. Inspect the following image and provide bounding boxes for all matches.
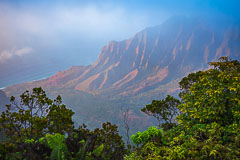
[125,57,240,159]
[0,57,239,159]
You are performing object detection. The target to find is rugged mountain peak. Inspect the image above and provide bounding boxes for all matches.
[4,16,240,98]
[68,17,239,96]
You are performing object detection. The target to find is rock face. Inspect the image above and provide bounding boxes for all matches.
[2,16,240,131]
[4,17,240,98]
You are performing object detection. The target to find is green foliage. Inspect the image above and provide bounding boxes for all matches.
[124,142,165,160]
[131,126,164,146]
[1,56,239,159]
[0,87,74,159]
[24,139,34,144]
[93,122,126,160]
[47,97,74,134]
[141,95,180,130]
[0,142,20,160]
[126,57,240,160]
[73,139,87,160]
[178,56,240,127]
[0,88,127,160]
[45,133,70,160]
[0,87,74,144]
[92,144,104,156]
[66,122,126,160]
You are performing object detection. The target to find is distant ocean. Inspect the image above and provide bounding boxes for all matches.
[0,51,96,90]
[0,71,55,89]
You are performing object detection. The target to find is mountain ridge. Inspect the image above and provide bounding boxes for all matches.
[3,17,240,97]
[2,16,240,131]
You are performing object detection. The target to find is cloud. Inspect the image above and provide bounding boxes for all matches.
[0,2,159,66]
[51,5,149,39]
[0,47,33,62]
[0,3,153,42]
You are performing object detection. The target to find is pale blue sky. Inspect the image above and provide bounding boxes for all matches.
[0,0,239,88]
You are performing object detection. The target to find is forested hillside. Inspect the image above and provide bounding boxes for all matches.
[3,17,240,134]
[0,57,239,159]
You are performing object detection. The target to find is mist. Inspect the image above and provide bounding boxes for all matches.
[0,0,239,88]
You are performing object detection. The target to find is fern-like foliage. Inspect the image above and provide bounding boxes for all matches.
[45,133,70,160]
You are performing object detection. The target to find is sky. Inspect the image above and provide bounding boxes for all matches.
[0,0,240,88]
